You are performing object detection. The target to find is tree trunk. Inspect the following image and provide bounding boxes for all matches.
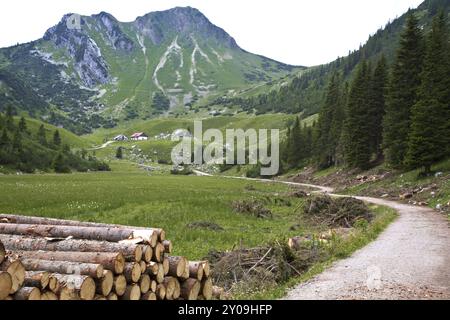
[173,277,181,300]
[162,277,176,300]
[0,234,143,262]
[139,261,147,274]
[201,278,213,300]
[180,278,200,300]
[14,250,124,274]
[201,261,210,278]
[141,292,157,300]
[21,258,104,279]
[139,274,151,294]
[0,271,12,300]
[123,262,142,283]
[150,280,157,293]
[155,283,166,300]
[142,245,153,263]
[0,259,25,294]
[120,284,141,300]
[51,274,96,300]
[41,291,58,300]
[96,270,113,296]
[114,275,127,296]
[167,256,187,278]
[145,261,159,276]
[107,292,118,300]
[152,243,165,262]
[24,271,49,290]
[0,223,157,245]
[0,214,163,244]
[13,287,41,300]
[162,240,172,253]
[162,257,169,275]
[155,263,165,284]
[0,241,5,265]
[188,261,204,281]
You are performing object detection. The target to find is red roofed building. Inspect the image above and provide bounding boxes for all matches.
[130,132,149,141]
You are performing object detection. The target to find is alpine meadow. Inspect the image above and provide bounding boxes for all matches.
[0,0,449,305]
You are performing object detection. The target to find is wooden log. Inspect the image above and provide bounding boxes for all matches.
[124,262,142,283]
[59,287,80,300]
[113,275,127,296]
[0,214,165,243]
[145,262,159,276]
[162,240,172,253]
[167,256,187,278]
[201,278,213,300]
[162,256,169,275]
[48,275,60,294]
[14,250,124,274]
[150,280,157,293]
[139,274,151,294]
[24,271,49,290]
[107,292,118,300]
[142,246,153,263]
[180,262,190,280]
[152,242,165,262]
[155,283,166,300]
[21,258,104,279]
[173,278,181,300]
[180,278,200,300]
[0,234,143,262]
[120,284,141,300]
[40,291,58,300]
[162,277,176,300]
[155,263,165,283]
[95,295,107,300]
[141,292,157,300]
[0,223,157,245]
[139,261,147,274]
[52,274,96,300]
[0,241,5,265]
[201,261,210,278]
[0,271,12,300]
[14,287,41,300]
[0,259,25,294]
[212,286,225,300]
[96,270,113,296]
[188,261,204,281]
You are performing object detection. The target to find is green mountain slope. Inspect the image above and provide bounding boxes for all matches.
[0,7,302,133]
[214,0,450,116]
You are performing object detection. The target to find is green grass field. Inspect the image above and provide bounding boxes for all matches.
[0,165,310,259]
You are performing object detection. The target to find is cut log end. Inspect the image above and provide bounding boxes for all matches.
[121,284,141,300]
[14,287,41,300]
[181,278,200,300]
[139,274,151,294]
[0,271,12,300]
[96,270,113,296]
[142,292,157,300]
[114,275,127,296]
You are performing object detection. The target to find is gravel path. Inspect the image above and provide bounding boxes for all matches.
[284,192,450,300]
[193,171,450,299]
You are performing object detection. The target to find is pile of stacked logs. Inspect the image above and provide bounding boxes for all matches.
[0,214,228,300]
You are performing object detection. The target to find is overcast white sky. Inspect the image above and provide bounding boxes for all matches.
[1,0,424,66]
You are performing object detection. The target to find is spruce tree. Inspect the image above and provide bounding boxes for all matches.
[18,117,27,133]
[5,105,14,131]
[116,147,123,159]
[37,125,47,146]
[406,11,450,173]
[368,55,388,159]
[383,14,424,168]
[343,61,372,170]
[287,117,303,168]
[53,130,61,147]
[316,72,342,168]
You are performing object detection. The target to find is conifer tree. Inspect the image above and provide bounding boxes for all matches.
[406,11,450,173]
[343,61,372,170]
[116,147,123,159]
[368,55,388,159]
[383,14,424,168]
[37,124,47,146]
[287,117,303,168]
[53,130,61,147]
[18,117,27,133]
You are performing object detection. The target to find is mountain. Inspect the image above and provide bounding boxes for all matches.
[0,7,302,134]
[213,0,450,116]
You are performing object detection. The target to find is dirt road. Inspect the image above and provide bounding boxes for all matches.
[193,171,450,299]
